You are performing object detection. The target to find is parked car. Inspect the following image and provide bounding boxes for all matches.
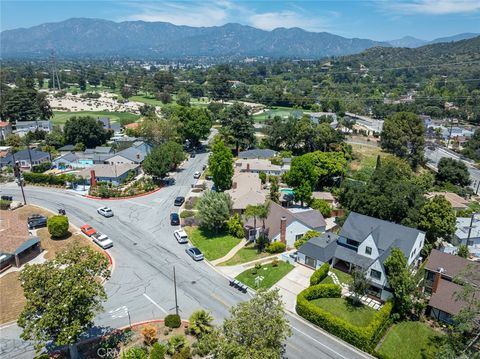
[28,215,47,229]
[97,206,114,217]
[190,151,196,158]
[193,171,201,179]
[80,224,97,237]
[91,232,113,249]
[174,196,185,206]
[185,247,204,261]
[170,212,180,225]
[174,229,189,244]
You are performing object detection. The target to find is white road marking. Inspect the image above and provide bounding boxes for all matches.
[143,293,168,314]
[291,325,350,359]
[108,306,129,319]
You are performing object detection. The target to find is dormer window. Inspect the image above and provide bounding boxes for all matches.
[365,246,372,255]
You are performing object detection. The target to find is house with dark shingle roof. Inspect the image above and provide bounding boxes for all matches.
[238,148,278,159]
[423,249,480,323]
[297,212,426,301]
[0,149,50,168]
[104,141,151,165]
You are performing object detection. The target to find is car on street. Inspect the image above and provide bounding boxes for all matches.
[27,214,47,229]
[190,151,196,158]
[193,171,201,179]
[80,224,97,237]
[97,206,114,217]
[185,246,204,261]
[91,232,113,249]
[174,229,189,244]
[170,212,180,225]
[174,196,185,206]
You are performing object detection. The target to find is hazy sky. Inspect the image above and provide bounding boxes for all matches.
[1,0,479,40]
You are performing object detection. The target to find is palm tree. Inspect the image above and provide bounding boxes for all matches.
[188,310,214,337]
[244,204,260,241]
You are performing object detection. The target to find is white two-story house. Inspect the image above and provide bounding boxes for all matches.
[297,212,426,301]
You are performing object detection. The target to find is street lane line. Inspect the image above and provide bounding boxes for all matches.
[291,325,350,359]
[210,293,230,308]
[143,293,168,314]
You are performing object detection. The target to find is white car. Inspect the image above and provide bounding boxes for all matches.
[92,232,113,249]
[193,171,201,179]
[97,207,114,217]
[174,229,189,244]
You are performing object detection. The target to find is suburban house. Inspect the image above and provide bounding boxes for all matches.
[238,149,278,159]
[0,121,13,141]
[104,141,151,165]
[0,210,42,271]
[226,172,267,213]
[423,250,480,323]
[244,201,326,248]
[0,149,51,169]
[235,158,289,176]
[77,163,140,186]
[14,120,52,136]
[454,214,480,258]
[297,212,426,300]
[58,144,76,153]
[426,192,469,213]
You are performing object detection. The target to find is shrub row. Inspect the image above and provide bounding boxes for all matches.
[310,262,330,286]
[266,241,286,254]
[296,284,393,352]
[23,172,75,186]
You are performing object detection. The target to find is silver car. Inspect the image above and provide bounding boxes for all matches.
[185,247,204,261]
[92,232,113,249]
[174,229,189,244]
[97,207,114,217]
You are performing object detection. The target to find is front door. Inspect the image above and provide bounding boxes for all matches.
[305,256,316,268]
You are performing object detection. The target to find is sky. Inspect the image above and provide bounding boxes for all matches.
[1,0,479,41]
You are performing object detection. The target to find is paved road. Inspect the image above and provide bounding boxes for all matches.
[0,152,371,359]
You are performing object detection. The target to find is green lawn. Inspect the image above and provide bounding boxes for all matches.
[236,261,294,289]
[219,244,271,266]
[184,227,241,261]
[52,111,140,125]
[129,95,162,106]
[319,276,335,285]
[330,268,353,285]
[310,297,377,327]
[253,106,311,122]
[377,321,443,359]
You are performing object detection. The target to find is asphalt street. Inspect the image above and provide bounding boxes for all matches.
[0,151,371,359]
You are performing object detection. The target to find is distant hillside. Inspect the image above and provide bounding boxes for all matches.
[388,33,479,48]
[0,18,390,59]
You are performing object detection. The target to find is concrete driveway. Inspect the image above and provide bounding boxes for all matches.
[273,264,313,312]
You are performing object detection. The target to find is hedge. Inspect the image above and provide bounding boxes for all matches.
[23,172,76,186]
[0,200,11,210]
[296,284,393,352]
[310,262,330,286]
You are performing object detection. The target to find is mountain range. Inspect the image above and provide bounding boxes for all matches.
[0,18,478,59]
[387,32,479,48]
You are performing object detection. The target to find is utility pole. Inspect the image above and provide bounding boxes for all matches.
[14,161,27,205]
[173,266,179,316]
[467,212,476,241]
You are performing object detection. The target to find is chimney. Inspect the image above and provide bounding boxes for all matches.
[432,267,444,293]
[280,216,287,245]
[233,181,237,189]
[90,170,97,187]
[246,163,250,172]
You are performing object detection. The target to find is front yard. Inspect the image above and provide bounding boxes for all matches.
[377,321,443,359]
[219,243,271,266]
[310,297,377,327]
[236,261,294,289]
[184,227,241,261]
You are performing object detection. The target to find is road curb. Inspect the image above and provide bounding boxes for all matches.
[83,187,162,200]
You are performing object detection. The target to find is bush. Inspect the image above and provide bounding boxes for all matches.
[255,263,262,270]
[310,199,332,218]
[296,284,393,352]
[180,210,195,219]
[149,342,167,359]
[165,314,181,328]
[172,346,192,359]
[167,335,188,355]
[47,215,69,238]
[266,241,286,254]
[310,262,330,286]
[141,324,157,346]
[294,230,321,249]
[259,171,267,184]
[23,172,75,186]
[32,161,52,173]
[0,199,11,210]
[227,213,245,238]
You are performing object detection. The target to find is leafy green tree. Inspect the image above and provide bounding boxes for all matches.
[64,116,110,148]
[196,191,232,231]
[219,289,292,358]
[462,128,480,161]
[120,85,134,100]
[384,248,415,319]
[380,112,425,168]
[310,198,332,218]
[5,133,23,148]
[18,246,110,353]
[189,310,214,337]
[304,151,347,187]
[294,181,313,207]
[436,157,471,187]
[227,213,244,238]
[207,69,231,101]
[457,244,470,258]
[1,87,52,122]
[143,141,185,178]
[294,230,321,249]
[285,154,317,189]
[47,215,69,238]
[153,71,175,93]
[44,130,65,148]
[269,176,280,203]
[418,195,456,244]
[139,116,178,146]
[349,267,369,304]
[176,89,191,107]
[219,102,255,154]
[173,106,212,146]
[208,138,233,191]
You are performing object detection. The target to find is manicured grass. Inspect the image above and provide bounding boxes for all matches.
[52,111,140,125]
[377,321,443,359]
[130,95,162,106]
[219,244,271,266]
[253,106,311,122]
[330,268,353,285]
[184,227,241,261]
[319,276,335,284]
[236,261,294,289]
[310,297,377,327]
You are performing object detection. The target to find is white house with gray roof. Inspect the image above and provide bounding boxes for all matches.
[297,212,425,300]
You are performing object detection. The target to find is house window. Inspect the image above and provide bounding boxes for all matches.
[346,238,359,247]
[295,233,305,240]
[370,269,382,280]
[365,246,372,255]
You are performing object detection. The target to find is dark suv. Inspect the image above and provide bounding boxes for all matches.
[174,196,185,206]
[170,213,180,225]
[28,215,47,229]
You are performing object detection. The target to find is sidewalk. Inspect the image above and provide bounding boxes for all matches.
[210,239,246,266]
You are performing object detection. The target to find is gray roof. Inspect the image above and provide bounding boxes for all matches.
[339,212,423,256]
[55,152,79,163]
[1,149,50,165]
[334,245,375,269]
[298,233,338,262]
[238,149,278,159]
[294,210,327,229]
[85,146,113,154]
[58,145,75,151]
[455,216,480,240]
[109,147,146,163]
